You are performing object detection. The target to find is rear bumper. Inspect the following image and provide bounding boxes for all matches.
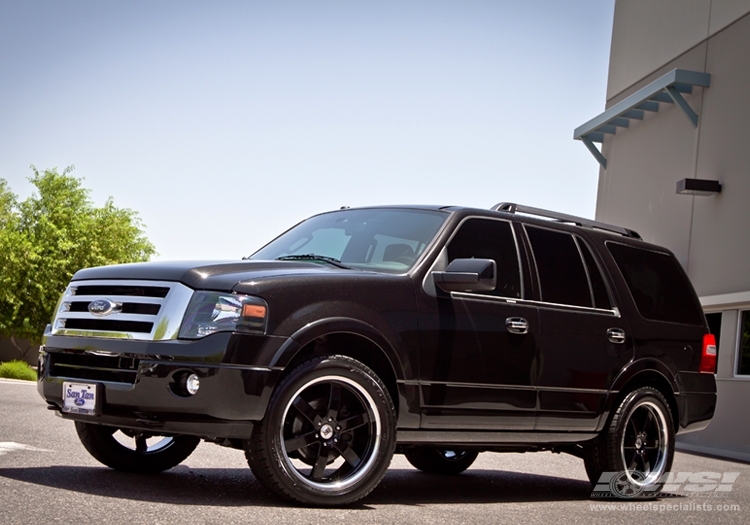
[676,371,717,434]
[37,332,287,439]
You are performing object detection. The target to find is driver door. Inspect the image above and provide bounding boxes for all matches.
[417,217,539,430]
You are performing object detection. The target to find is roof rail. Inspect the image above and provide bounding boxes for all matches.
[492,202,641,239]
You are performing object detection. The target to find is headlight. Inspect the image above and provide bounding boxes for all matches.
[178,292,268,339]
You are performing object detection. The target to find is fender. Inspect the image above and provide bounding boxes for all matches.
[268,316,405,381]
[597,358,679,432]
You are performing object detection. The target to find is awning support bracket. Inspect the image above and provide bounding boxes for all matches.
[573,69,710,168]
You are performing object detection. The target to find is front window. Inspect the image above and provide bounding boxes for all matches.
[251,208,448,273]
[446,218,522,298]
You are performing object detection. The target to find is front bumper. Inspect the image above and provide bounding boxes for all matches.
[37,332,288,439]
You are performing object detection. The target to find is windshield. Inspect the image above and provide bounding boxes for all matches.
[251,208,448,273]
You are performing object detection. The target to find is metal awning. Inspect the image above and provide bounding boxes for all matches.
[574,69,711,168]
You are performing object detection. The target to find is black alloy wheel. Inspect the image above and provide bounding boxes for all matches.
[584,387,674,495]
[247,355,396,506]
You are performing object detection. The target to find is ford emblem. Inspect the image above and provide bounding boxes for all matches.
[88,299,121,317]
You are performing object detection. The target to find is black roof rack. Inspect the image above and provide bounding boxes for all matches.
[492,202,641,239]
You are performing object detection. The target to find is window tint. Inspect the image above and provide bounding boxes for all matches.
[251,208,446,273]
[526,226,591,307]
[581,241,611,309]
[607,242,703,325]
[737,311,750,376]
[446,218,521,298]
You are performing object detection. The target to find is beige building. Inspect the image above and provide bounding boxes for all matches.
[576,0,750,462]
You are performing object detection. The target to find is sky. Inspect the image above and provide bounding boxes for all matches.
[0,0,615,261]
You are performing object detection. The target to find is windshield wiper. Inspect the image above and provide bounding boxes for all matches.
[275,254,350,269]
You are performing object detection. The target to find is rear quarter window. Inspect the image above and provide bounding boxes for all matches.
[606,242,703,325]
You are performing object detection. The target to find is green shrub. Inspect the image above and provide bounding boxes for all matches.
[0,360,37,381]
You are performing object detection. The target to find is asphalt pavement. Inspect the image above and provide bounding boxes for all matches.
[1,378,747,524]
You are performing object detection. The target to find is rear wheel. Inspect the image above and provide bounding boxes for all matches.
[584,387,674,496]
[404,447,479,475]
[246,355,396,506]
[75,422,200,473]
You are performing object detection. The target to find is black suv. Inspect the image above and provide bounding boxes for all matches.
[38,203,717,505]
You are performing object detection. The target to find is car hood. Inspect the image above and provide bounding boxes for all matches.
[70,259,356,291]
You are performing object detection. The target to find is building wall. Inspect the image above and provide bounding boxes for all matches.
[607,0,750,101]
[595,0,750,461]
[598,2,750,295]
[688,20,750,296]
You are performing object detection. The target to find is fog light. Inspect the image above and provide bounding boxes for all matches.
[186,374,200,395]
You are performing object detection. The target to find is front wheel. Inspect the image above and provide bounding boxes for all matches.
[584,387,674,496]
[75,422,200,473]
[404,447,479,475]
[246,355,396,506]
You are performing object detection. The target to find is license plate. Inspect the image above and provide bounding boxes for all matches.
[62,382,99,416]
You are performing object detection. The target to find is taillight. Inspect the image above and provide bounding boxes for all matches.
[699,333,717,374]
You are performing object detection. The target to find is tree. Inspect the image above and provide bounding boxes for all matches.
[0,166,156,359]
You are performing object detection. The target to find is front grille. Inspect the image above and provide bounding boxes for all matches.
[51,279,194,341]
[49,352,140,384]
[67,302,161,315]
[63,319,154,333]
[74,285,170,298]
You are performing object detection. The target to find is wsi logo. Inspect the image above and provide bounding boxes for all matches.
[660,472,740,493]
[591,471,741,499]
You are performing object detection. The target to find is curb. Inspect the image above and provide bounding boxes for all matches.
[0,378,37,384]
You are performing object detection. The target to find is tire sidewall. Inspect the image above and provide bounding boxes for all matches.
[607,387,675,484]
[75,422,199,473]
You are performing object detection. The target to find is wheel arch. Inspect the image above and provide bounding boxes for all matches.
[602,362,680,433]
[270,318,404,416]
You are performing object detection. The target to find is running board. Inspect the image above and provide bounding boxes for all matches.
[396,430,598,445]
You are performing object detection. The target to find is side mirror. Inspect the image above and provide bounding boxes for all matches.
[432,258,496,292]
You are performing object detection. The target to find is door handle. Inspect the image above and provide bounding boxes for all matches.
[506,317,529,335]
[607,327,626,344]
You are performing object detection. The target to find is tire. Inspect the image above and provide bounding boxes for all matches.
[404,447,479,475]
[246,355,396,506]
[584,387,674,496]
[75,422,200,473]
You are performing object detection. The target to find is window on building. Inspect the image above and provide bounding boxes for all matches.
[705,312,722,347]
[705,312,722,364]
[737,311,750,376]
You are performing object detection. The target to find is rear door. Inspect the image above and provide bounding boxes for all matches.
[523,226,631,432]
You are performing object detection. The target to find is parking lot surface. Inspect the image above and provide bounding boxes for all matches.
[1,379,747,524]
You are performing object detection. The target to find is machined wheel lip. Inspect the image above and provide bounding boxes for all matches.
[619,399,669,487]
[116,430,175,453]
[437,449,468,461]
[279,374,382,492]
